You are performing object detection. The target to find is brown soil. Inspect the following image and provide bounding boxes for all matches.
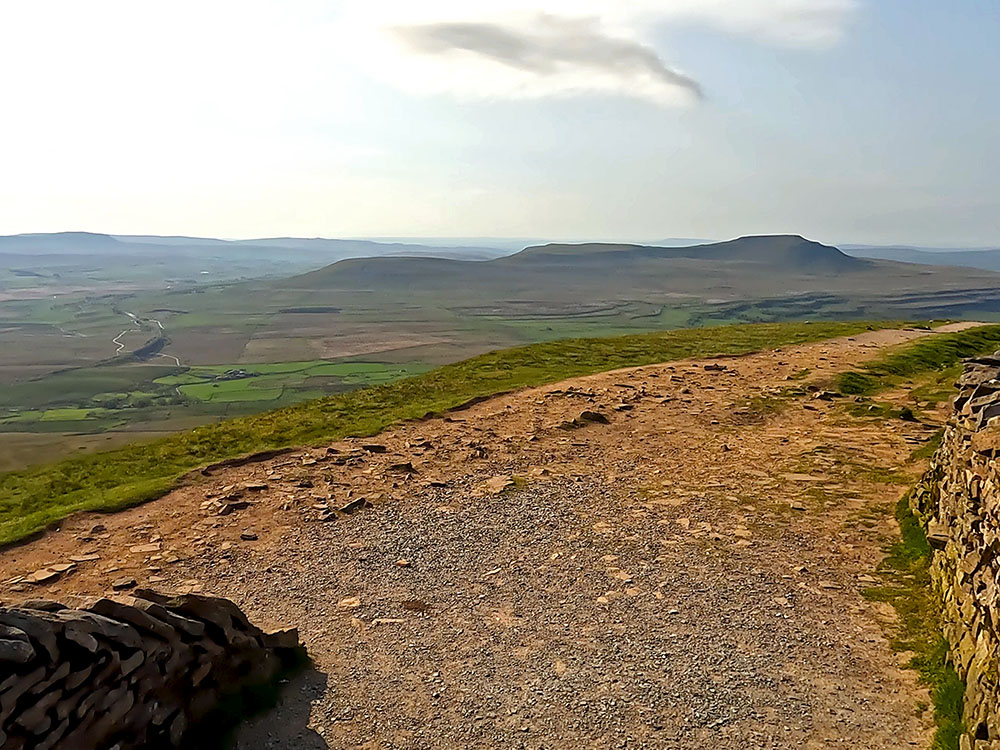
[0,323,978,748]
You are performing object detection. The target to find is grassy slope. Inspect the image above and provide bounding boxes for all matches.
[0,321,888,545]
[837,324,1000,395]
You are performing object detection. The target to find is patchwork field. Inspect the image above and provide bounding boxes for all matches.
[5,235,1000,474]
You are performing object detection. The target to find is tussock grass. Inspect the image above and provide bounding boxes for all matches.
[838,325,1000,396]
[864,494,965,749]
[0,321,888,546]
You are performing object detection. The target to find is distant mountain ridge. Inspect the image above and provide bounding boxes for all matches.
[285,234,873,292]
[0,232,510,262]
[503,235,865,273]
[843,245,1000,273]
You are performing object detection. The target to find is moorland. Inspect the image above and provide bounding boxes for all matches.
[3,231,1000,472]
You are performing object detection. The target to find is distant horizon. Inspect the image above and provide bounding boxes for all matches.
[2,2,997,245]
[2,229,998,252]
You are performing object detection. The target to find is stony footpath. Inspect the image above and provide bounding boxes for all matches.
[911,351,1000,750]
[0,592,298,749]
[0,323,983,748]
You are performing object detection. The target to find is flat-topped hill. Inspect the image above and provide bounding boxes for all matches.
[504,234,865,272]
[281,234,990,302]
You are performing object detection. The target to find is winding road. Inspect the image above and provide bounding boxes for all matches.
[111,310,182,365]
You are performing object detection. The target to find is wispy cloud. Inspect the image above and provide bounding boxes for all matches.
[338,0,857,106]
[391,15,703,105]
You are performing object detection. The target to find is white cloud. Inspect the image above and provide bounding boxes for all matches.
[336,0,857,105]
[0,1,858,235]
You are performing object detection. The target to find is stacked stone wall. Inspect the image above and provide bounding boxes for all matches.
[0,590,298,749]
[911,353,1000,749]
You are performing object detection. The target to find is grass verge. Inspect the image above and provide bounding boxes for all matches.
[837,325,1000,396]
[864,493,965,749]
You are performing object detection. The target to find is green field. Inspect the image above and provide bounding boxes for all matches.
[0,320,905,545]
[0,359,432,439]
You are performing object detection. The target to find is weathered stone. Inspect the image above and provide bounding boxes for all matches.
[262,627,300,650]
[16,687,60,734]
[217,498,251,515]
[85,597,179,643]
[131,599,206,638]
[29,661,70,697]
[917,349,1000,748]
[0,625,34,664]
[0,592,301,749]
[481,475,516,494]
[19,600,67,612]
[34,717,70,750]
[129,543,161,555]
[339,497,369,514]
[23,568,61,585]
[0,664,46,721]
[57,610,144,650]
[0,610,60,660]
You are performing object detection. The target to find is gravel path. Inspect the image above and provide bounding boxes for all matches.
[225,476,921,749]
[4,324,977,748]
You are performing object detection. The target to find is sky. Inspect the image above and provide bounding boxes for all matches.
[0,0,997,245]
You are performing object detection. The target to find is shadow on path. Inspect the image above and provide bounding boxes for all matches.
[212,665,329,750]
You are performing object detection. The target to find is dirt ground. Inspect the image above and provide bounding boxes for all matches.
[0,323,979,749]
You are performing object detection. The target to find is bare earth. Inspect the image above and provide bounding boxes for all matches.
[0,324,980,749]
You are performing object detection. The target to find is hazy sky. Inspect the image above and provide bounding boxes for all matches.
[1,1,997,245]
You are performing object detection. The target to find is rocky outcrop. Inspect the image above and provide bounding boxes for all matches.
[0,590,299,749]
[911,352,1000,749]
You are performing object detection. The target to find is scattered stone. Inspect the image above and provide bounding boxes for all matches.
[340,497,369,514]
[481,475,516,494]
[24,568,63,585]
[218,499,251,516]
[112,578,138,591]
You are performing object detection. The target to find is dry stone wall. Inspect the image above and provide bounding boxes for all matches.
[0,590,299,749]
[911,352,1000,750]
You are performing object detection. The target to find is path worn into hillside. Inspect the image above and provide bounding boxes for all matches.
[0,324,980,749]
